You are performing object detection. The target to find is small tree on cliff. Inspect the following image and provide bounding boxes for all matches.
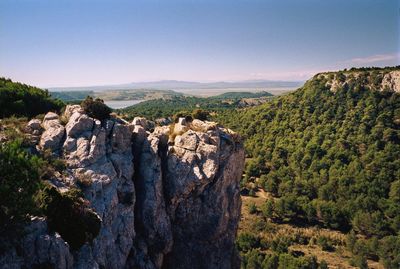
[81,96,111,121]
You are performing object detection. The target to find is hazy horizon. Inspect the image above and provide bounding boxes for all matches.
[1,0,399,88]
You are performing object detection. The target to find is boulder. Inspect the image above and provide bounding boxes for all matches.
[65,112,94,138]
[39,112,65,152]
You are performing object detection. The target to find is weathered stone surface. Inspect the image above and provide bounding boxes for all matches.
[26,119,42,133]
[65,112,94,138]
[132,117,149,129]
[322,70,400,93]
[382,70,400,92]
[40,112,65,151]
[164,128,244,269]
[64,105,83,120]
[5,107,244,269]
[0,217,73,269]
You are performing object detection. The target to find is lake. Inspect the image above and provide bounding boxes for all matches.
[104,99,144,109]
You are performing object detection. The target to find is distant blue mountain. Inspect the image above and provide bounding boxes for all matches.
[49,80,303,92]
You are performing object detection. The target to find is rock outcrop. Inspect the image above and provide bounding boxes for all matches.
[318,70,400,93]
[1,106,244,269]
[382,70,400,92]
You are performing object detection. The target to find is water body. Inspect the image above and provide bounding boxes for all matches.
[104,99,144,109]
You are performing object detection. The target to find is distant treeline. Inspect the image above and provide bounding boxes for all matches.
[0,77,64,118]
[118,91,273,120]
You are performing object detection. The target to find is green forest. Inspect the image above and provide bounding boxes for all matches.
[119,91,273,120]
[0,78,64,118]
[216,68,400,268]
[1,67,399,268]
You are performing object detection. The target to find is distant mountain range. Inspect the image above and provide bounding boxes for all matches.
[49,80,304,92]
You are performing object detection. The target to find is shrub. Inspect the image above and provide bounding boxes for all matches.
[0,140,44,237]
[271,236,292,253]
[378,235,400,269]
[249,203,258,214]
[317,236,335,252]
[319,260,328,269]
[81,96,111,121]
[262,254,279,269]
[236,232,260,252]
[191,109,209,121]
[242,249,264,269]
[261,200,274,219]
[36,184,101,250]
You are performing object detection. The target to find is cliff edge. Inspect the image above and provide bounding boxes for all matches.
[1,106,245,269]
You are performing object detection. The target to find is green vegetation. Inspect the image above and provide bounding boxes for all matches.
[51,88,183,102]
[35,185,101,250]
[81,96,112,121]
[0,77,64,118]
[210,91,272,100]
[50,90,94,102]
[0,119,100,251]
[0,139,45,239]
[119,91,273,121]
[216,67,400,268]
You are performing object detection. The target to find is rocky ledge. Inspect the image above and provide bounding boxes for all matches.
[317,69,400,93]
[1,105,245,269]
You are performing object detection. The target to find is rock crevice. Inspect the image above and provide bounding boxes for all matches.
[1,107,244,269]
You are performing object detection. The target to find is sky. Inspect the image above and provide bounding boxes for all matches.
[0,0,399,87]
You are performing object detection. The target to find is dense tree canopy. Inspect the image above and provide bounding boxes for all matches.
[119,91,273,121]
[0,77,64,118]
[216,68,400,267]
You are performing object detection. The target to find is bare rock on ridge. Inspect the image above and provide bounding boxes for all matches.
[1,105,244,269]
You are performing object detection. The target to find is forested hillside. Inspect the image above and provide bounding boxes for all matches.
[0,78,64,118]
[216,67,400,268]
[119,91,273,120]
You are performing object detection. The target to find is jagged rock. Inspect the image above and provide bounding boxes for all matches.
[26,119,43,134]
[65,112,94,138]
[0,217,73,269]
[190,119,217,132]
[322,70,400,93]
[40,112,65,151]
[382,70,400,92]
[4,106,244,269]
[64,105,83,120]
[172,117,189,135]
[132,117,149,129]
[155,117,172,126]
[132,131,173,268]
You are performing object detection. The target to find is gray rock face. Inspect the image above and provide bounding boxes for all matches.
[382,70,400,92]
[40,112,65,152]
[163,122,244,269]
[320,70,400,93]
[0,217,73,269]
[2,106,244,269]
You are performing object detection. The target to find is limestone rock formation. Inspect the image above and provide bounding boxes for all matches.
[319,70,400,92]
[39,112,65,152]
[382,70,400,92]
[1,106,244,269]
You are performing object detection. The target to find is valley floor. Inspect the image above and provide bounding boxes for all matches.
[239,189,384,269]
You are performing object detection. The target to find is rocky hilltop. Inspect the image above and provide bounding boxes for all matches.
[317,69,400,92]
[1,105,244,269]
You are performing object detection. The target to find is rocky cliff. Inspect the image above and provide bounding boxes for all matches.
[317,69,400,93]
[1,106,244,269]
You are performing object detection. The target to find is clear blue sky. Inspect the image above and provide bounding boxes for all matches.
[0,0,398,87]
